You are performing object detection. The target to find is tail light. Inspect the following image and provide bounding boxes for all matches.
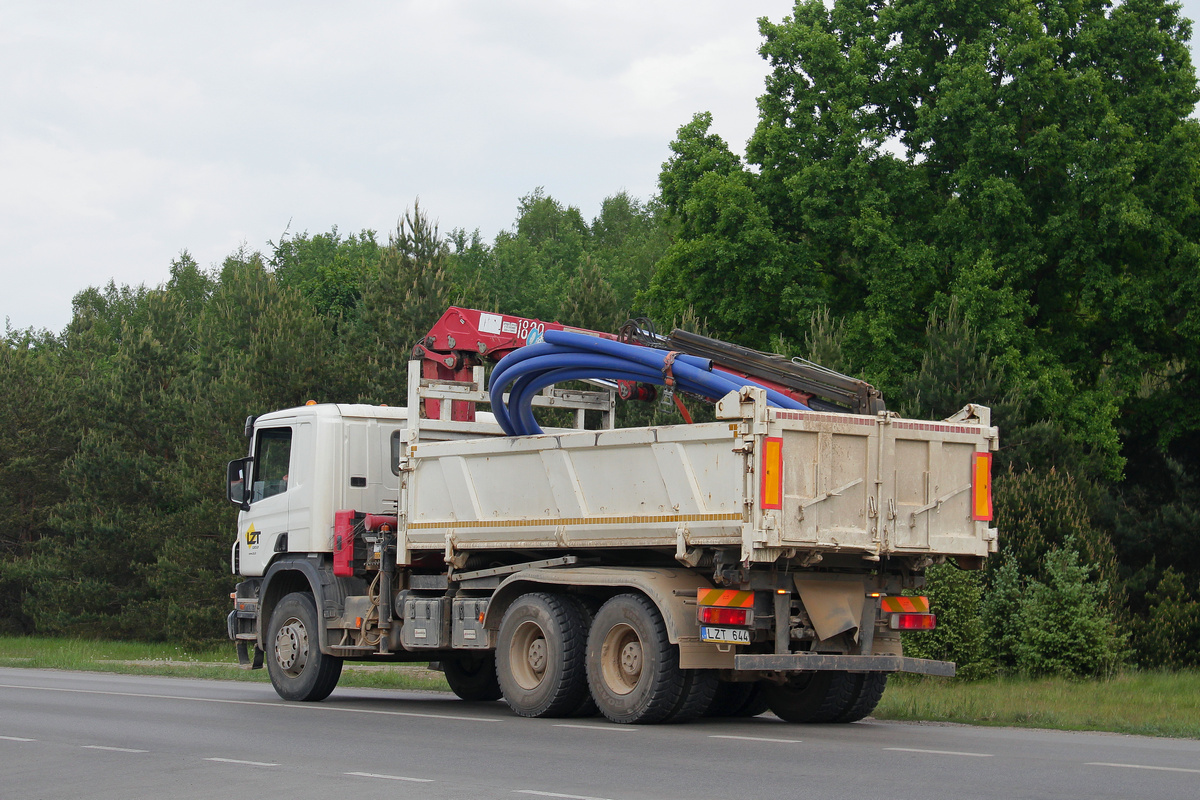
[890,613,937,631]
[699,606,752,626]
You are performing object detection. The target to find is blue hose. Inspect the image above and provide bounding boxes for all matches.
[488,330,810,435]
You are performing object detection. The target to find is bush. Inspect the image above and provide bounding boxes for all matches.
[904,561,992,679]
[980,544,1129,677]
[1133,568,1200,669]
[1013,545,1128,677]
[980,554,1025,670]
[993,466,1122,610]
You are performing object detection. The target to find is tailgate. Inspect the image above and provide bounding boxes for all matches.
[720,389,999,562]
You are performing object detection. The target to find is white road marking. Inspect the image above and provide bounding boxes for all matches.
[1087,762,1200,775]
[81,745,148,753]
[515,791,614,800]
[0,683,500,723]
[205,757,279,767]
[0,736,35,742]
[710,734,802,744]
[346,771,435,782]
[552,723,637,733]
[885,747,993,758]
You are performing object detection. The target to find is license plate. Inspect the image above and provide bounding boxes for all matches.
[700,626,751,644]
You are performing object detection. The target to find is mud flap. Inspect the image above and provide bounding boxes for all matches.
[236,640,264,670]
[794,575,867,643]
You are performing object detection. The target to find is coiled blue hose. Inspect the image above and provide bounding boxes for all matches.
[488,330,810,435]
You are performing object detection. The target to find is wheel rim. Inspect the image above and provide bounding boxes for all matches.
[508,619,548,690]
[275,615,309,677]
[599,622,642,695]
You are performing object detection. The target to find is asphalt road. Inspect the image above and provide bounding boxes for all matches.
[1,667,1197,800]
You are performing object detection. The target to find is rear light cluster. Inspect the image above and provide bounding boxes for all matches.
[699,606,751,626]
[889,613,937,631]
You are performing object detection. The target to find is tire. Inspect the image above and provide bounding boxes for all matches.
[265,592,343,702]
[761,671,857,723]
[667,668,718,723]
[835,673,887,722]
[735,683,771,718]
[496,592,590,718]
[564,596,601,718]
[585,593,689,725]
[443,652,502,701]
[705,680,756,717]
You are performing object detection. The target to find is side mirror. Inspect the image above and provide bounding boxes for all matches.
[227,457,254,511]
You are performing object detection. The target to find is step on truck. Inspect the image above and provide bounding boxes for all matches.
[227,308,999,724]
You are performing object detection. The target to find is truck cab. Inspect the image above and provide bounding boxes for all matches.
[228,403,503,577]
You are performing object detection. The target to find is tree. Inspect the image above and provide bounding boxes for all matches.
[0,327,71,633]
[648,113,821,348]
[270,227,382,322]
[655,0,1200,474]
[356,203,459,403]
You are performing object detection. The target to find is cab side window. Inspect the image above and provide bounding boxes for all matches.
[253,427,292,502]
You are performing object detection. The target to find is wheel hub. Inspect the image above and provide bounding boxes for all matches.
[600,622,642,695]
[275,617,308,674]
[509,619,550,690]
[527,638,547,674]
[620,641,642,678]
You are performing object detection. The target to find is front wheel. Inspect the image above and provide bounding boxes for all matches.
[265,592,343,701]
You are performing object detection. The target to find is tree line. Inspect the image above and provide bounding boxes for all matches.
[2,0,1199,672]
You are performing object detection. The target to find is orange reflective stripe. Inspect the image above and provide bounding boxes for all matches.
[880,596,929,613]
[760,437,783,510]
[972,451,994,521]
[697,588,755,608]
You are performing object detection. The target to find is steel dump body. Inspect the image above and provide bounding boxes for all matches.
[402,389,998,564]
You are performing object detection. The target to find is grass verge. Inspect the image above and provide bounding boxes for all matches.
[875,671,1200,739]
[0,636,451,692]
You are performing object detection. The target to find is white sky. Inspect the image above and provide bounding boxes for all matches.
[2,0,1198,335]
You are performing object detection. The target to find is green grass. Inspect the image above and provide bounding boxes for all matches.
[0,636,451,692]
[875,671,1200,739]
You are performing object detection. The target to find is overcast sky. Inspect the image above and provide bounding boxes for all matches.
[3,1,1198,335]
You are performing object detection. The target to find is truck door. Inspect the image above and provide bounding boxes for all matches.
[238,425,293,576]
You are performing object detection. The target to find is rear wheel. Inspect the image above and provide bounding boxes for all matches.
[265,592,342,702]
[564,596,601,718]
[835,673,887,722]
[667,668,718,723]
[496,592,590,718]
[735,683,771,718]
[700,681,758,719]
[761,671,856,723]
[586,593,689,724]
[443,653,502,701]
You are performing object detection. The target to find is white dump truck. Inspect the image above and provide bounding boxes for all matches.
[227,308,998,724]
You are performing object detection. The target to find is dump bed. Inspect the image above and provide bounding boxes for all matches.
[400,388,998,564]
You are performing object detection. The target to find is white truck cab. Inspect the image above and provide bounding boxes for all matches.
[228,404,502,576]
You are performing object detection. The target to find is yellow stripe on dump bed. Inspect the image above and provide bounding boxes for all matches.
[880,596,929,613]
[698,588,755,608]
